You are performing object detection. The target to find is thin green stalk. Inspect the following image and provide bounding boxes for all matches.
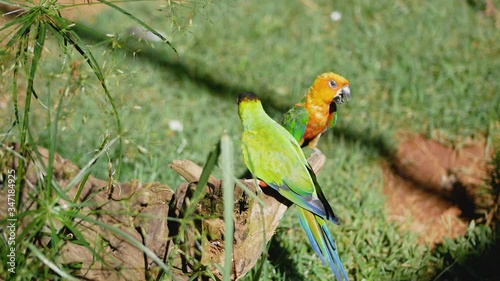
[27,243,79,281]
[220,134,234,280]
[182,140,221,222]
[233,177,266,206]
[64,137,117,191]
[12,21,31,212]
[72,171,91,204]
[45,15,124,179]
[46,78,64,201]
[97,0,177,53]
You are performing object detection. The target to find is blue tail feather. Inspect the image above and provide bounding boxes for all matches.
[298,208,326,265]
[297,207,348,281]
[319,219,349,281]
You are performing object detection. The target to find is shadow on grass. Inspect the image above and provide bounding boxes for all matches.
[433,240,500,281]
[431,222,500,281]
[267,233,308,281]
[72,24,395,164]
[431,151,500,281]
[72,24,282,115]
[337,124,483,220]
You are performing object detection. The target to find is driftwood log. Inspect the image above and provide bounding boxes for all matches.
[0,144,326,280]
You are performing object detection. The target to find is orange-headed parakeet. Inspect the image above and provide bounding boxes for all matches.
[283,72,350,151]
[237,92,348,281]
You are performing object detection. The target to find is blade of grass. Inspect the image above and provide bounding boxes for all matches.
[0,141,26,160]
[232,177,266,206]
[48,215,61,254]
[183,139,221,220]
[64,137,118,191]
[72,171,92,204]
[15,211,45,244]
[46,71,65,201]
[25,133,74,203]
[70,132,111,202]
[0,0,29,8]
[26,14,46,98]
[220,134,234,280]
[27,243,79,281]
[2,12,32,49]
[96,0,177,53]
[57,212,91,248]
[12,17,31,211]
[13,10,46,212]
[45,15,124,179]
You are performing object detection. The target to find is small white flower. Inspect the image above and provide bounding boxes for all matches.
[330,11,342,22]
[168,120,184,132]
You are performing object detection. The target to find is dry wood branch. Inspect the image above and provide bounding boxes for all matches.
[0,144,326,280]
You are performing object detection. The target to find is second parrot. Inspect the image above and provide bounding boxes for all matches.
[282,72,351,151]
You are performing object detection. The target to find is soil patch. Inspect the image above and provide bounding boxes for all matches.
[383,134,494,246]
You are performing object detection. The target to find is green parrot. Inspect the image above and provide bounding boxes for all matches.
[237,92,348,280]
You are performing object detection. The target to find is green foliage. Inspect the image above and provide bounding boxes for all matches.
[0,0,201,280]
[433,222,500,280]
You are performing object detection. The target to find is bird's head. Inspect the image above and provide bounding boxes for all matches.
[237,92,265,127]
[237,92,260,105]
[309,72,351,107]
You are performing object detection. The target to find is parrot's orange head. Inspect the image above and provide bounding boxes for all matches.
[309,72,351,106]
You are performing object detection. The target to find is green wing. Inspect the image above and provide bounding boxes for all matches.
[282,104,309,144]
[242,124,313,196]
[326,111,338,131]
[242,120,338,219]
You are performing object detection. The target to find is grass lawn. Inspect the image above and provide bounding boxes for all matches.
[1,0,499,280]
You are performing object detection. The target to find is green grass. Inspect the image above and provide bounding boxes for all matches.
[1,0,499,280]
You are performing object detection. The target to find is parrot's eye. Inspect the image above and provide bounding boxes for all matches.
[328,80,337,88]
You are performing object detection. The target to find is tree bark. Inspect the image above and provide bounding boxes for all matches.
[0,144,325,280]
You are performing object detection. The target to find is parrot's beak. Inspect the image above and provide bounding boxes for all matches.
[333,85,351,104]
